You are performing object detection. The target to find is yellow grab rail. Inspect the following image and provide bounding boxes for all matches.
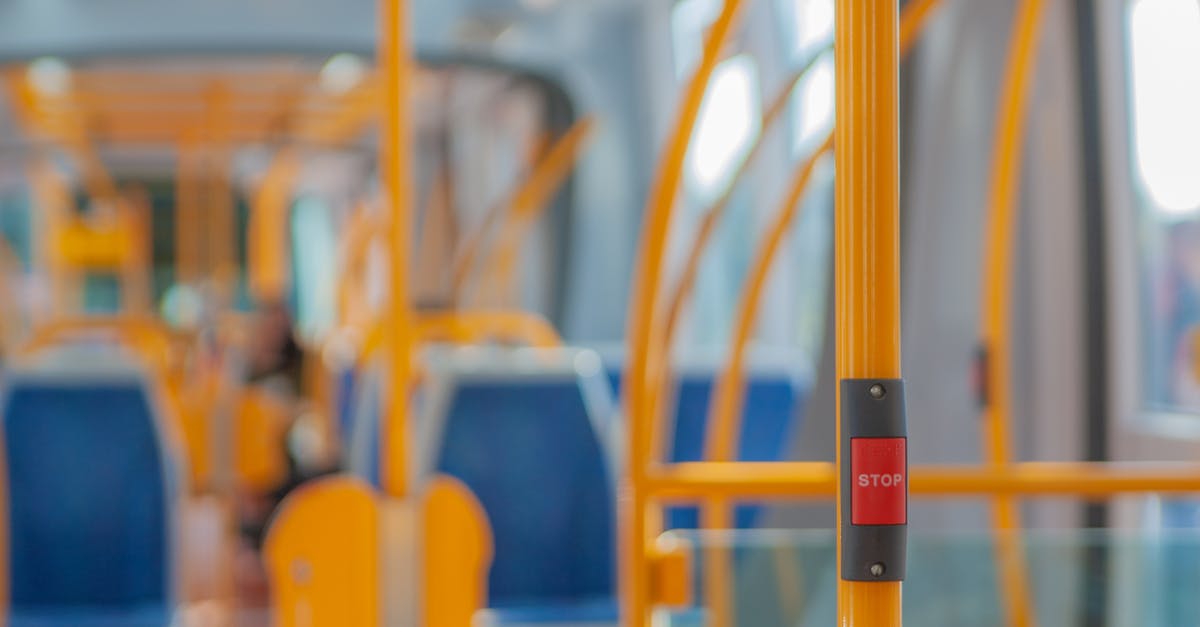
[646,461,1200,499]
[248,149,301,303]
[702,0,941,469]
[693,1,943,622]
[452,117,596,304]
[414,311,562,348]
[980,1,1048,626]
[482,117,596,306]
[834,0,902,624]
[621,0,746,625]
[660,53,828,353]
[379,0,416,498]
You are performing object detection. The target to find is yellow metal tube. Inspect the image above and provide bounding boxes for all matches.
[414,311,562,348]
[646,462,1200,500]
[248,149,301,303]
[621,1,745,625]
[835,1,902,624]
[379,0,416,498]
[452,118,595,303]
[482,118,595,306]
[175,132,203,285]
[696,5,943,618]
[659,57,824,370]
[980,1,1048,626]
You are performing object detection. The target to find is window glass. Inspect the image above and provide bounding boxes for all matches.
[780,0,835,60]
[291,196,339,343]
[791,50,835,155]
[1129,0,1200,417]
[671,0,721,81]
[686,55,762,199]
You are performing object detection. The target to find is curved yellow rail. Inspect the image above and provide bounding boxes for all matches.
[702,0,941,473]
[482,118,596,306]
[20,316,175,370]
[449,133,547,300]
[621,1,746,625]
[980,1,1048,626]
[453,117,596,305]
[415,311,562,348]
[660,50,829,370]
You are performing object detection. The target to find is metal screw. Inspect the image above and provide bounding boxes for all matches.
[292,560,312,584]
[868,384,887,399]
[869,562,886,577]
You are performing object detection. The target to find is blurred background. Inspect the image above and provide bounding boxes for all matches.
[0,0,1198,625]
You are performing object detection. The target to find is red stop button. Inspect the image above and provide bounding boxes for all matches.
[851,437,907,525]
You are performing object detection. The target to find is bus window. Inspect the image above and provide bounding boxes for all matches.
[1129,0,1200,418]
[291,196,339,344]
[688,54,761,199]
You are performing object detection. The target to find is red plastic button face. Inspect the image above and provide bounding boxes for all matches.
[850,437,907,525]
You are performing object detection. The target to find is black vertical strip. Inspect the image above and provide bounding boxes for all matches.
[1073,1,1111,626]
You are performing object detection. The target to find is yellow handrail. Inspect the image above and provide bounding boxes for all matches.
[450,131,548,301]
[702,0,941,484]
[414,311,562,349]
[646,461,1200,499]
[452,117,596,305]
[480,117,596,307]
[379,0,416,499]
[248,149,301,303]
[175,131,203,285]
[697,2,943,622]
[19,316,175,371]
[621,0,746,625]
[357,310,562,364]
[700,136,832,627]
[660,53,828,353]
[980,1,1048,626]
[834,0,902,624]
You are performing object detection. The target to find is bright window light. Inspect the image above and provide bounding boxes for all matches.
[1128,0,1200,216]
[291,197,338,341]
[791,51,834,154]
[687,55,762,196]
[781,0,835,59]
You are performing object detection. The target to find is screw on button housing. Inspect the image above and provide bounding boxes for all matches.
[868,383,887,399]
[869,563,886,577]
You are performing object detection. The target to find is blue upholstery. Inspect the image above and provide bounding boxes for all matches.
[334,367,358,445]
[434,376,615,610]
[3,378,174,620]
[10,605,171,627]
[605,365,805,529]
[487,598,618,624]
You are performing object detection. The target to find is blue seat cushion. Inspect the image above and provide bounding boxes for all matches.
[4,382,171,609]
[605,368,803,529]
[9,604,172,627]
[488,597,618,624]
[436,379,615,606]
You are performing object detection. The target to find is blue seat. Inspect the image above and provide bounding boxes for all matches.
[2,355,178,625]
[602,351,807,530]
[421,349,618,623]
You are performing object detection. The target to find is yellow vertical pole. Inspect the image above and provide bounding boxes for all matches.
[176,132,202,285]
[622,1,744,625]
[205,83,235,300]
[980,1,1047,626]
[379,0,414,499]
[835,1,902,625]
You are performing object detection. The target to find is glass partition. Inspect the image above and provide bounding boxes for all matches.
[658,528,1200,626]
